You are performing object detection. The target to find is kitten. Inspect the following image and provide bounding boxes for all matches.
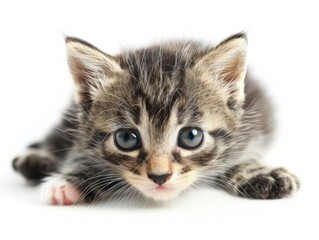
[12,33,300,205]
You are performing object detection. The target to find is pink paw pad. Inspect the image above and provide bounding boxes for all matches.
[41,177,81,205]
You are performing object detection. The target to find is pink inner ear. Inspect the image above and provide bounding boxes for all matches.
[68,58,90,86]
[67,57,94,104]
[221,56,246,83]
[195,36,247,84]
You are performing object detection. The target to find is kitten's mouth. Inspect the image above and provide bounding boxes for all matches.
[152,185,174,191]
[126,173,196,201]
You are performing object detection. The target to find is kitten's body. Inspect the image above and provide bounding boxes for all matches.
[13,34,299,204]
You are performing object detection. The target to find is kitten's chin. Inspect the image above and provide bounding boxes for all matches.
[133,184,190,201]
[143,187,182,201]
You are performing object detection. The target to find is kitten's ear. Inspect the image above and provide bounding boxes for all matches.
[66,37,123,104]
[194,33,247,104]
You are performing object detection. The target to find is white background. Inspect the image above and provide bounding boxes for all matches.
[0,0,318,239]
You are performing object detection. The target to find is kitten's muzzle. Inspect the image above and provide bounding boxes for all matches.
[148,173,172,185]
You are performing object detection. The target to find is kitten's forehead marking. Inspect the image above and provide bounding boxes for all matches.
[138,103,180,152]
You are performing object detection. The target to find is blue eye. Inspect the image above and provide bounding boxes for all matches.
[178,127,204,150]
[114,129,141,151]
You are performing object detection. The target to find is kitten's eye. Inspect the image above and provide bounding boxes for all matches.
[114,129,141,151]
[178,127,203,150]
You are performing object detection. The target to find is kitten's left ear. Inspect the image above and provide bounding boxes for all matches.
[66,37,123,104]
[194,33,247,104]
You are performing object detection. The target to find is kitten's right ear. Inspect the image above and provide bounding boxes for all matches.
[193,33,247,106]
[66,37,123,104]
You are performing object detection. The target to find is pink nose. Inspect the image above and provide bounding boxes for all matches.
[148,173,172,185]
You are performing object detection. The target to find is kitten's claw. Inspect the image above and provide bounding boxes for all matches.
[237,168,300,199]
[41,177,81,205]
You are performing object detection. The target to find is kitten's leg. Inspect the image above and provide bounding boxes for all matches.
[41,175,82,205]
[40,160,124,205]
[222,160,300,199]
[12,113,77,181]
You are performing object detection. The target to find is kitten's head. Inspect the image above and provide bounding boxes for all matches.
[66,33,247,201]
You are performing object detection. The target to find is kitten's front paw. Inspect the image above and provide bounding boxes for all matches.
[12,149,57,180]
[41,177,82,205]
[238,168,300,199]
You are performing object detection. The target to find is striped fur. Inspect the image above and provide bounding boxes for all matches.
[12,33,299,204]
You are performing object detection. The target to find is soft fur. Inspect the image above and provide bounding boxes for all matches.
[12,33,299,204]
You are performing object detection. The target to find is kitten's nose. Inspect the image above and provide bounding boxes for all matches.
[148,173,172,185]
